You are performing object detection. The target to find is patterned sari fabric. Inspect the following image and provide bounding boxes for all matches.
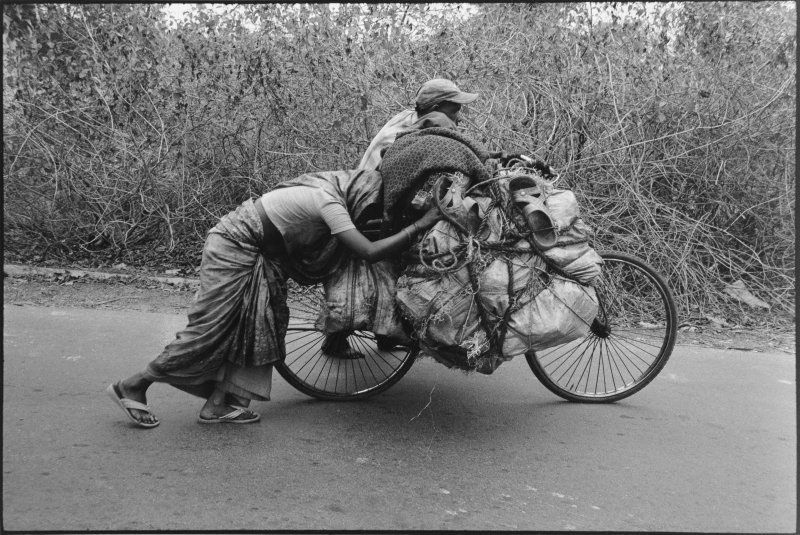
[144,199,288,402]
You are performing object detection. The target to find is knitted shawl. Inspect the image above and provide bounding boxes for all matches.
[379,127,493,221]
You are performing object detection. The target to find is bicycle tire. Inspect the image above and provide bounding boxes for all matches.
[275,284,417,401]
[526,251,677,403]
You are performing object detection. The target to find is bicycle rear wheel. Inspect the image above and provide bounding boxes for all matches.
[526,251,677,403]
[275,284,417,401]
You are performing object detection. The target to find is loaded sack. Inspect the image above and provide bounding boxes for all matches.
[315,257,409,344]
[395,165,603,374]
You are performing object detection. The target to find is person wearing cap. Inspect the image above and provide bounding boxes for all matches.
[356,78,479,171]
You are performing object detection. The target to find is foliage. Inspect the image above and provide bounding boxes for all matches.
[3,2,795,320]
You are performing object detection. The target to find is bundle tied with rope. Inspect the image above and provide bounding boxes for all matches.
[313,128,494,347]
[395,161,604,374]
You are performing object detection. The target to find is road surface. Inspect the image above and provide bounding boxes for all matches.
[3,305,796,531]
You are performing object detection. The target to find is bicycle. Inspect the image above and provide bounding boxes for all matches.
[275,159,677,403]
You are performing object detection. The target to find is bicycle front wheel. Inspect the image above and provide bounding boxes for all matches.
[526,251,677,403]
[275,284,417,401]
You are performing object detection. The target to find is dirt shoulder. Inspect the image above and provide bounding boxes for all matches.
[3,264,795,355]
[4,267,197,315]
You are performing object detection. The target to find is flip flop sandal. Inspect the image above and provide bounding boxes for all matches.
[434,173,481,234]
[197,407,261,425]
[461,197,484,234]
[106,383,160,428]
[508,176,557,250]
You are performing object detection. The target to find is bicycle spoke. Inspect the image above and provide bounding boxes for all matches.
[608,334,660,368]
[351,336,384,383]
[605,337,642,384]
[558,336,598,387]
[322,353,336,391]
[540,336,594,373]
[550,341,590,384]
[605,329,667,348]
[596,342,606,394]
[606,341,628,387]
[286,334,325,372]
[577,347,596,393]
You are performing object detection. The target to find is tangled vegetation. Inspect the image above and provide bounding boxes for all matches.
[3,2,795,322]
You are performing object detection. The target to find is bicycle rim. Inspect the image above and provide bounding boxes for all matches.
[526,251,677,402]
[275,285,416,401]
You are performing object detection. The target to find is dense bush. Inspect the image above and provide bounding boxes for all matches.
[3,2,795,319]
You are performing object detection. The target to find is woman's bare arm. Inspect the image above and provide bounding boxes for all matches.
[335,206,440,263]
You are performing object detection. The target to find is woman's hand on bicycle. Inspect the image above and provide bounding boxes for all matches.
[416,204,442,231]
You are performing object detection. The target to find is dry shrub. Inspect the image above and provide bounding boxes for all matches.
[3,2,795,321]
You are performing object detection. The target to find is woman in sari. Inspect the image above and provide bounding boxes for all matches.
[107,171,440,427]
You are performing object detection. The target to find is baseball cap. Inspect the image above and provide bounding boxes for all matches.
[415,78,479,110]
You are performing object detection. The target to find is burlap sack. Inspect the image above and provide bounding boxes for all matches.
[502,277,599,357]
[317,258,408,342]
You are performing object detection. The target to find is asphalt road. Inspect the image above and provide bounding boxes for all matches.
[3,304,796,532]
